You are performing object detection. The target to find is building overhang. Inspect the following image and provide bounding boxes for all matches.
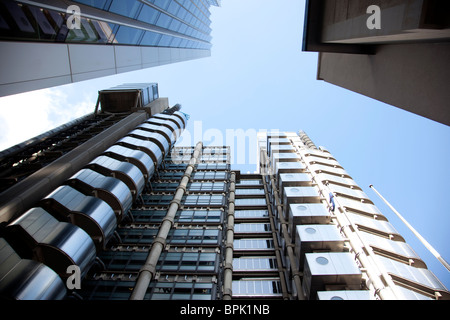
[302,0,374,55]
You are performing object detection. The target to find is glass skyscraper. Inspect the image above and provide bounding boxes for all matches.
[0,0,221,97]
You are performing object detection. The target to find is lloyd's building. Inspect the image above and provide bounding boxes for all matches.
[0,82,449,300]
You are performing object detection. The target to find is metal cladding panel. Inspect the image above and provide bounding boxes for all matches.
[295,225,345,271]
[173,111,188,128]
[337,197,384,218]
[88,155,145,197]
[270,144,295,153]
[128,129,170,155]
[0,238,66,300]
[303,252,362,299]
[310,163,349,176]
[41,185,117,249]
[345,212,403,240]
[289,203,331,233]
[147,118,179,140]
[104,145,155,179]
[271,153,301,168]
[138,122,174,145]
[7,208,96,278]
[317,172,358,188]
[117,136,163,165]
[303,149,336,160]
[317,290,373,300]
[279,173,313,200]
[375,255,449,299]
[328,184,371,202]
[66,169,133,220]
[359,231,425,267]
[153,113,184,131]
[283,186,321,205]
[396,285,435,300]
[296,225,344,249]
[306,157,341,168]
[275,162,306,174]
[267,138,291,145]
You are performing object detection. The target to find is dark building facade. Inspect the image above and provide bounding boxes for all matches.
[302,0,450,126]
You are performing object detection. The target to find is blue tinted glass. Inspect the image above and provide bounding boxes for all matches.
[156,13,172,29]
[153,0,171,10]
[167,1,180,15]
[138,5,160,24]
[171,37,182,48]
[109,0,141,19]
[141,31,162,46]
[72,0,108,9]
[114,25,143,45]
[158,35,173,47]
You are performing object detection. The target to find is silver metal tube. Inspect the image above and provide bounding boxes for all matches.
[370,184,450,272]
[223,172,236,300]
[130,142,203,300]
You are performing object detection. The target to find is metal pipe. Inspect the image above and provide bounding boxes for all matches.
[370,185,450,272]
[0,112,148,223]
[130,141,203,300]
[223,172,236,300]
[262,173,290,299]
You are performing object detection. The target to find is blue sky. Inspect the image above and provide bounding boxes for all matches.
[0,0,449,292]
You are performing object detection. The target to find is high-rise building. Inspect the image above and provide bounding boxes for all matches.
[0,85,448,300]
[302,0,450,126]
[0,0,221,97]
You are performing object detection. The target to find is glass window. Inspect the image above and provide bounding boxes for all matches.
[153,0,171,11]
[158,34,173,47]
[184,195,225,206]
[232,280,283,298]
[237,179,262,185]
[141,31,162,46]
[234,239,274,250]
[109,0,141,18]
[235,188,265,195]
[72,0,109,9]
[235,210,269,218]
[235,198,267,206]
[189,182,226,192]
[137,5,160,25]
[156,12,172,29]
[233,257,278,271]
[114,25,143,45]
[234,223,271,233]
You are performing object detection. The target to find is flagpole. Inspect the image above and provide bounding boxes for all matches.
[369,185,450,272]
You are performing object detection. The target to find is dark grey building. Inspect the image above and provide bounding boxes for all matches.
[302,0,450,126]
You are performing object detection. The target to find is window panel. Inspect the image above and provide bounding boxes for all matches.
[114,25,143,45]
[137,5,160,24]
[109,0,141,18]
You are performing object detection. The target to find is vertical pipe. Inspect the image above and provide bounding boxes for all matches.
[223,172,236,300]
[130,142,203,300]
[370,185,450,272]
